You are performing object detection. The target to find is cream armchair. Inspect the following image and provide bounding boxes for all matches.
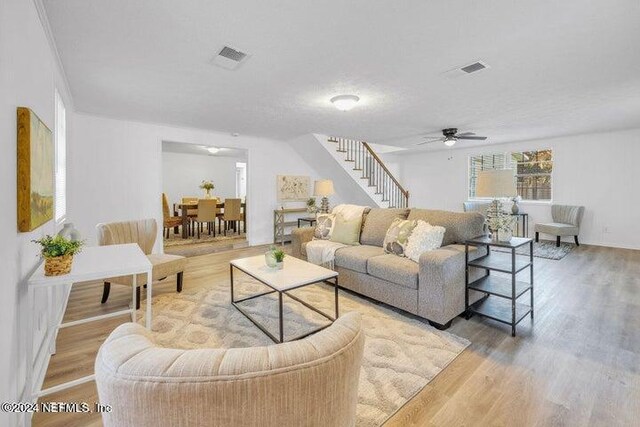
[535,204,585,247]
[97,219,187,309]
[95,312,364,427]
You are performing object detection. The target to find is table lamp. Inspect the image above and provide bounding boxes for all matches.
[476,169,516,238]
[314,179,335,214]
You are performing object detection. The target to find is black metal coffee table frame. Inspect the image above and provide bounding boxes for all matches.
[230,264,339,343]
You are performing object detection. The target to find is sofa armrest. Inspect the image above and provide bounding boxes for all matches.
[291,227,315,259]
[417,244,486,325]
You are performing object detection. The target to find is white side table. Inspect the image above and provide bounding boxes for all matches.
[26,244,153,399]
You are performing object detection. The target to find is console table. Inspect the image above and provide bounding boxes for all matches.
[273,208,307,245]
[465,236,534,336]
[26,244,153,399]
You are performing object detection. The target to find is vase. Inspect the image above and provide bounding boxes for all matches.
[58,223,82,241]
[204,189,212,199]
[265,250,277,268]
[511,201,520,214]
[44,254,73,276]
[498,228,513,242]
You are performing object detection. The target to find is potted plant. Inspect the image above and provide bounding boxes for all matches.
[273,248,286,269]
[33,235,84,276]
[306,197,318,214]
[487,213,516,242]
[199,180,215,199]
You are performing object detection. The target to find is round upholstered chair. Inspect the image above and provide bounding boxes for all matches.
[95,312,364,427]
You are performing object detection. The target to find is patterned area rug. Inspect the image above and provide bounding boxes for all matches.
[493,240,575,260]
[139,273,469,426]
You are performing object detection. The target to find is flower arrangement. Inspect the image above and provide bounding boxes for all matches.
[199,180,215,191]
[306,197,318,214]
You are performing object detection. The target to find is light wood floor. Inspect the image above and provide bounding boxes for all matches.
[33,244,640,426]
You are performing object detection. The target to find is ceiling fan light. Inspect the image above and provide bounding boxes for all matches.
[330,95,360,111]
[444,136,457,147]
[207,147,220,154]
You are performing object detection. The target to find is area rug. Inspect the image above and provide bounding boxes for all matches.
[138,274,469,426]
[163,232,245,247]
[493,240,575,260]
[163,234,248,257]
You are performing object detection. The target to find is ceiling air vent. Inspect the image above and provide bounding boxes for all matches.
[442,60,490,79]
[212,45,249,70]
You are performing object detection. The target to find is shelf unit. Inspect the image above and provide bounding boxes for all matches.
[465,235,534,337]
[273,208,308,245]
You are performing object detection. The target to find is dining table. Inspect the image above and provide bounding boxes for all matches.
[175,201,246,239]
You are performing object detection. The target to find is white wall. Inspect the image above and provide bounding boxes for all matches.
[391,128,640,249]
[162,151,245,205]
[68,115,353,248]
[0,0,73,424]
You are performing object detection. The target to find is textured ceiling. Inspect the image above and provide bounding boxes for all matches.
[44,0,640,148]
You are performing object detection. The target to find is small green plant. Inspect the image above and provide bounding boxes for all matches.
[199,180,215,191]
[306,197,316,207]
[273,248,285,263]
[32,235,84,258]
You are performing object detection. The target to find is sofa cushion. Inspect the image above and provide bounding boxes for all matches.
[360,208,410,247]
[334,245,384,274]
[367,254,419,289]
[407,209,484,246]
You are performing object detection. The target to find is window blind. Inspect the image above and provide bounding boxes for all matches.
[55,90,66,221]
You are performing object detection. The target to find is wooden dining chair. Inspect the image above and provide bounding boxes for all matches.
[194,198,218,238]
[222,198,242,235]
[162,193,182,238]
[181,197,198,236]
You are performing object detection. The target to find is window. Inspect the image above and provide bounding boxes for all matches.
[468,153,506,198]
[468,149,553,201]
[55,90,66,221]
[511,149,553,201]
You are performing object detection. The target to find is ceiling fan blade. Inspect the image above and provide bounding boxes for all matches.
[456,135,487,140]
[416,139,442,145]
[456,132,476,136]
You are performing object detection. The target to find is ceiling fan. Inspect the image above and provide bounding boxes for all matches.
[418,128,487,147]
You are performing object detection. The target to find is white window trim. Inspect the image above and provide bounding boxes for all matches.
[54,89,66,225]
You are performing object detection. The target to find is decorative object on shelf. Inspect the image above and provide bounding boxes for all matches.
[306,197,318,214]
[476,169,516,240]
[273,248,285,269]
[17,107,54,232]
[57,222,81,241]
[276,175,310,201]
[264,245,278,268]
[511,195,522,214]
[314,179,335,213]
[199,180,215,199]
[32,234,84,276]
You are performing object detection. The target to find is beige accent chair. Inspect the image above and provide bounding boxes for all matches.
[222,198,242,235]
[95,312,364,427]
[535,204,585,247]
[182,197,198,236]
[462,201,491,215]
[194,198,219,238]
[162,193,182,238]
[97,219,187,309]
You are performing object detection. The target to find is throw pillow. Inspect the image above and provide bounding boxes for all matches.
[383,218,418,256]
[314,214,335,240]
[405,221,446,263]
[330,214,362,245]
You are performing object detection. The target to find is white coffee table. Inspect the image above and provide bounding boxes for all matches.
[230,255,339,343]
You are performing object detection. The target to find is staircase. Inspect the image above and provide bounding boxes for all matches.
[327,137,409,208]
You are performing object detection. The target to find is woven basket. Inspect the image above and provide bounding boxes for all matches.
[44,254,74,276]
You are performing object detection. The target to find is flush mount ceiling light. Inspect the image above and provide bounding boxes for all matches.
[443,136,457,147]
[207,147,220,154]
[330,95,360,111]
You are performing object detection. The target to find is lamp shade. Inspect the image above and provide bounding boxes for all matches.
[314,179,335,197]
[476,170,516,198]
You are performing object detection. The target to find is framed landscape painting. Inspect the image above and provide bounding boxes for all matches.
[276,175,310,201]
[17,107,54,232]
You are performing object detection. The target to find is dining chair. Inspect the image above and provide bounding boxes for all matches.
[222,198,242,235]
[162,193,182,238]
[182,197,198,236]
[194,198,218,238]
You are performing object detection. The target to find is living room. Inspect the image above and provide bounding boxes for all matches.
[1,1,639,426]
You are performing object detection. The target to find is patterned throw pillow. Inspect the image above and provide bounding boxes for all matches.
[383,218,418,256]
[405,221,446,262]
[314,214,335,240]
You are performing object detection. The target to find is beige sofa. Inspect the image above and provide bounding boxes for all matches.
[95,312,364,427]
[292,208,487,329]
